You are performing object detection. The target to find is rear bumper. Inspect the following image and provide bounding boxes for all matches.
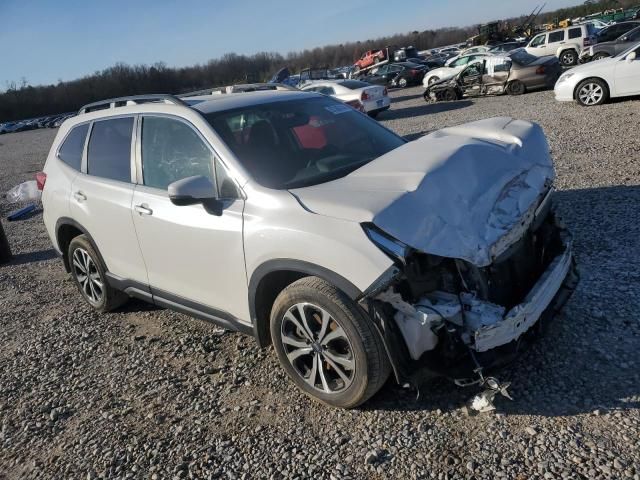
[363,97,391,113]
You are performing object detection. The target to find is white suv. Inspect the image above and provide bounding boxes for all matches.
[40,92,578,408]
[526,24,597,66]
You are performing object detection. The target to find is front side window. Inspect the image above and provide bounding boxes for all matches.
[568,27,583,39]
[87,117,134,182]
[549,31,565,43]
[58,123,89,170]
[204,97,405,189]
[530,34,546,47]
[141,116,214,190]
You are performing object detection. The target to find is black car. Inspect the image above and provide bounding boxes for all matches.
[361,62,426,88]
[594,21,640,44]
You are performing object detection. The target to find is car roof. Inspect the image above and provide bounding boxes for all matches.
[191,90,320,114]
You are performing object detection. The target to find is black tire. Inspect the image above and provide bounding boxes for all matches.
[443,89,458,101]
[68,235,127,312]
[592,52,609,61]
[559,49,578,66]
[270,277,391,408]
[507,80,526,96]
[368,111,380,119]
[575,78,609,107]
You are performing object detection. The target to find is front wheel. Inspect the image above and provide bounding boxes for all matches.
[576,78,608,106]
[559,49,578,66]
[428,76,439,86]
[270,277,390,408]
[592,52,609,61]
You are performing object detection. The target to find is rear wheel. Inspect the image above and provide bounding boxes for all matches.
[507,80,526,96]
[68,235,127,312]
[575,78,608,106]
[398,77,408,88]
[559,49,578,66]
[270,277,390,408]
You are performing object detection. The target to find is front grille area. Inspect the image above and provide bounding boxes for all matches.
[465,210,565,309]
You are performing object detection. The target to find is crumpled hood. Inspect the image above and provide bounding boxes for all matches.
[290,117,554,267]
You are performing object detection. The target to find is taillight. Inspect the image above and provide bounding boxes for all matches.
[584,37,592,47]
[535,66,546,75]
[361,91,371,101]
[383,87,388,96]
[36,172,47,191]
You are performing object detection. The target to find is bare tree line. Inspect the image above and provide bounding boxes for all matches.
[0,0,636,122]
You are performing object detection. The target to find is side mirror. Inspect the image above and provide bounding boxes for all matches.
[168,175,223,216]
[626,51,637,62]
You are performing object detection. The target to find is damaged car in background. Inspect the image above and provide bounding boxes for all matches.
[424,51,562,102]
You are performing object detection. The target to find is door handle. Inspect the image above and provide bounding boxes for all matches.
[134,204,153,216]
[73,191,87,202]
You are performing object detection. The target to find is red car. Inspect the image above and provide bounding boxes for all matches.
[354,50,386,71]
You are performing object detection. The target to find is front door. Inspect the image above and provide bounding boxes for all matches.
[131,115,249,322]
[614,45,640,95]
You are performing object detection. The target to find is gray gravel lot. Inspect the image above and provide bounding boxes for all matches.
[1,89,639,480]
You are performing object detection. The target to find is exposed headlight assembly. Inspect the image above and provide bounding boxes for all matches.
[362,223,409,264]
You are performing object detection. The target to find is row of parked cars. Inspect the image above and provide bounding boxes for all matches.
[0,113,75,135]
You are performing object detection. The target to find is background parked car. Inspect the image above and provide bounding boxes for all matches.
[424,51,561,101]
[580,25,640,62]
[555,41,640,106]
[424,53,491,86]
[526,24,597,66]
[362,62,426,88]
[593,21,640,44]
[301,79,390,117]
[354,50,387,73]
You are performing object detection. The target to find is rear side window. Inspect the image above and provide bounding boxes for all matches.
[87,117,134,182]
[628,27,640,41]
[549,31,565,43]
[141,116,214,190]
[58,123,89,170]
[568,28,582,39]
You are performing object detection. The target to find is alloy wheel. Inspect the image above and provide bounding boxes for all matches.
[578,83,604,105]
[561,51,576,65]
[280,303,355,394]
[72,247,103,306]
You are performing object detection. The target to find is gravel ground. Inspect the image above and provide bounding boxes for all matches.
[1,89,639,480]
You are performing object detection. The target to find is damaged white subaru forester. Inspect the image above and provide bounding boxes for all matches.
[41,91,578,408]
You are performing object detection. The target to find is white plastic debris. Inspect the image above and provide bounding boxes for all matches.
[5,180,41,203]
[377,289,462,360]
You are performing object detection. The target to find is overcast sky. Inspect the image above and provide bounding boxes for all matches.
[1,0,579,87]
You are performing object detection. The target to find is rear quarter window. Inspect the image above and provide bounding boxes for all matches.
[568,28,583,39]
[57,123,89,171]
[87,117,134,183]
[549,31,565,43]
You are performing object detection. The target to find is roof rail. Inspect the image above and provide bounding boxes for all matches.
[78,94,186,115]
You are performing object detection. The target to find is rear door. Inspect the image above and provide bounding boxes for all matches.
[547,30,566,55]
[69,116,149,284]
[130,114,248,321]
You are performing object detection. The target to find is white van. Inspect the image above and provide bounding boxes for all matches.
[526,24,597,66]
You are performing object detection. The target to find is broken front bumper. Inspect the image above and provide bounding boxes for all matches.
[365,237,579,387]
[473,238,574,352]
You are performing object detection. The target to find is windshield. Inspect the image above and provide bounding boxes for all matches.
[340,80,370,89]
[615,40,640,58]
[204,96,405,189]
